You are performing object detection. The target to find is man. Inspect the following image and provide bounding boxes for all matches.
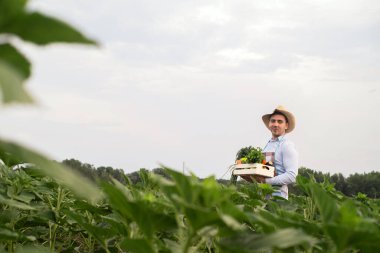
[254,105,298,200]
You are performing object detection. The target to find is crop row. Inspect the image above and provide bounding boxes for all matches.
[0,164,379,253]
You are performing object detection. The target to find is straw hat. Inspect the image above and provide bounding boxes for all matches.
[262,105,296,133]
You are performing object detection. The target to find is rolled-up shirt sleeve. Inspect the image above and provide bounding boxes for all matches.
[265,141,298,185]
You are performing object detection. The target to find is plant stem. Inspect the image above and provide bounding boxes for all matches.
[7,240,14,253]
[183,231,195,253]
[50,186,65,251]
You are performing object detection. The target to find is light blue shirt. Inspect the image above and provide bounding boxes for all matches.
[263,135,298,199]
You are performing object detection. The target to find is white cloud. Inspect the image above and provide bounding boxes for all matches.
[196,5,231,25]
[215,48,267,67]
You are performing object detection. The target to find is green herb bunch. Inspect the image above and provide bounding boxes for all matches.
[236,146,265,164]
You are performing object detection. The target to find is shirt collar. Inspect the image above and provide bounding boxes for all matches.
[269,134,286,142]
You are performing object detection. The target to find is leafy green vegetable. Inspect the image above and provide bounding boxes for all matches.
[235,146,253,160]
[236,146,265,163]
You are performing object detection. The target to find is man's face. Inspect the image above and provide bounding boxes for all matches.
[269,114,288,138]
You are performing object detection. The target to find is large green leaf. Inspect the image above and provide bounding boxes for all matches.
[184,205,222,231]
[0,0,27,28]
[15,245,53,253]
[309,183,338,223]
[102,180,177,239]
[0,194,35,210]
[251,208,322,236]
[295,175,312,196]
[0,139,101,202]
[218,201,250,227]
[101,214,129,235]
[164,167,194,203]
[324,200,380,252]
[0,43,31,79]
[348,225,380,252]
[73,199,110,216]
[0,226,35,242]
[7,189,35,204]
[324,221,380,253]
[65,209,115,250]
[3,12,97,45]
[219,228,318,252]
[119,238,156,253]
[0,60,33,103]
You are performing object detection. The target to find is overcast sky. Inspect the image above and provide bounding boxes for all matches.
[1,0,379,178]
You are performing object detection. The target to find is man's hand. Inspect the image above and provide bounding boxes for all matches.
[241,175,266,183]
[240,175,253,182]
[253,175,266,183]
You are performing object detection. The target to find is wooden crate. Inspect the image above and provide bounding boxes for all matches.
[232,163,275,178]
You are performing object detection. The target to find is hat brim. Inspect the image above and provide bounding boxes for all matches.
[262,109,295,133]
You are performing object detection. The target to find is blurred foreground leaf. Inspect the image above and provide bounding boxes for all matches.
[65,209,115,250]
[0,60,33,103]
[219,228,318,252]
[0,43,31,79]
[309,183,338,223]
[0,0,27,27]
[2,12,97,45]
[0,139,101,202]
[15,245,53,253]
[0,194,35,210]
[0,227,35,241]
[119,238,155,253]
[102,179,177,239]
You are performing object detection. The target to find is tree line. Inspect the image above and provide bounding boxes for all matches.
[61,159,380,198]
[291,167,380,198]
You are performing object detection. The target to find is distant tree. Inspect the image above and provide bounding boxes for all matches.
[112,168,127,184]
[297,167,326,183]
[346,171,380,198]
[216,178,230,185]
[62,159,127,184]
[152,167,171,179]
[62,159,96,181]
[97,166,110,180]
[330,173,347,194]
[125,171,142,184]
[291,168,380,198]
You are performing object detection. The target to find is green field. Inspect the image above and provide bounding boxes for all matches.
[1,164,379,253]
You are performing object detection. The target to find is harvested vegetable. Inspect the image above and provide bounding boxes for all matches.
[235,146,265,164]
